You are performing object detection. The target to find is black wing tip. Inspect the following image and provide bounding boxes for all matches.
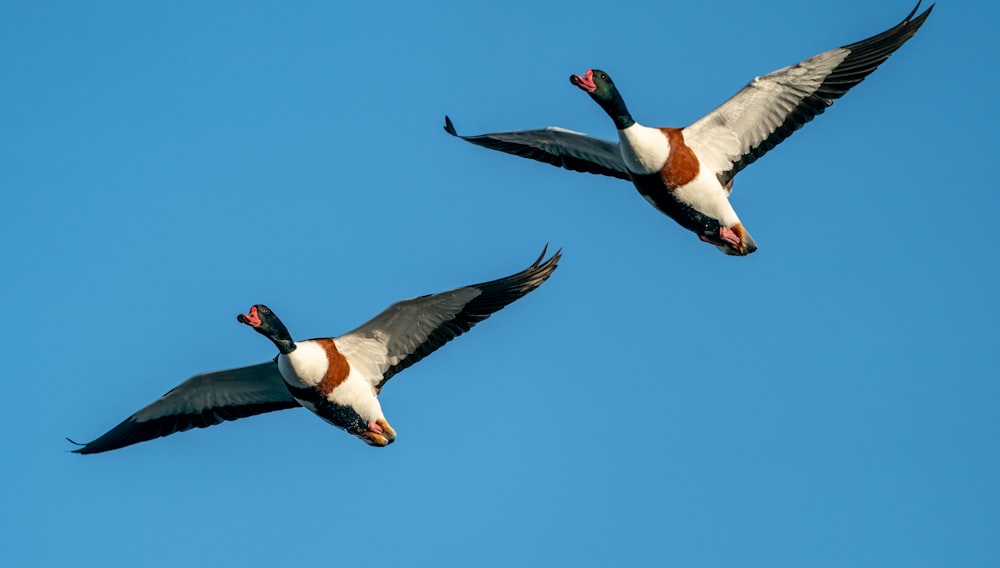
[531,243,552,266]
[886,1,935,40]
[521,243,562,275]
[903,1,934,29]
[67,436,102,455]
[514,244,562,291]
[905,2,934,23]
[67,433,120,454]
[443,115,458,137]
[66,436,88,454]
[842,1,934,53]
[468,244,562,300]
[532,243,563,273]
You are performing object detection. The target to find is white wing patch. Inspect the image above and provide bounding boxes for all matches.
[545,126,590,135]
[334,286,484,391]
[334,334,389,388]
[687,125,741,177]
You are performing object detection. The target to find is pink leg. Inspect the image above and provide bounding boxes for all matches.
[367,422,384,434]
[718,226,741,246]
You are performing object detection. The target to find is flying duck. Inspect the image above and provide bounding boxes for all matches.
[446,3,932,255]
[70,247,561,454]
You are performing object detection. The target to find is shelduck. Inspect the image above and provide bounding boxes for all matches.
[446,3,932,255]
[70,247,561,454]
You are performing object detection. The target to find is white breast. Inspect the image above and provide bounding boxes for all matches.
[277,341,329,388]
[618,124,670,175]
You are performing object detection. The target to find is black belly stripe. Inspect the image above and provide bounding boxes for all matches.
[631,173,723,234]
[284,382,368,434]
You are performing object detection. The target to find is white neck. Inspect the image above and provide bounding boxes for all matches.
[618,123,669,175]
[277,341,328,388]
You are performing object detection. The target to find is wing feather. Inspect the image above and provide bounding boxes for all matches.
[684,2,933,188]
[445,116,630,181]
[337,246,561,392]
[70,361,299,454]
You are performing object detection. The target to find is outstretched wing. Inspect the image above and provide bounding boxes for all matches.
[445,116,631,181]
[70,361,300,454]
[336,246,561,393]
[683,2,933,188]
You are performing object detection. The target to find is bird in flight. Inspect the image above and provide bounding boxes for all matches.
[70,247,560,454]
[446,3,932,255]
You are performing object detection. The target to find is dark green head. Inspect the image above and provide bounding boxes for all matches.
[569,69,634,129]
[237,304,296,354]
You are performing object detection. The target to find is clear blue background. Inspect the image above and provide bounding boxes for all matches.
[3,1,996,566]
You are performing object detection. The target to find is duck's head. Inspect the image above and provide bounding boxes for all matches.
[569,69,634,129]
[570,69,608,94]
[238,304,295,354]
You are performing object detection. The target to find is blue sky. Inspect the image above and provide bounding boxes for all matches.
[2,1,997,566]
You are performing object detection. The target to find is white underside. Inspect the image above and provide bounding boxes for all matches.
[278,340,385,424]
[672,168,741,226]
[619,123,740,226]
[328,369,385,424]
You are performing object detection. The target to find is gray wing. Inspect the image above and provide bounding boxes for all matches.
[69,361,300,454]
[337,246,561,393]
[445,116,631,181]
[684,2,933,188]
